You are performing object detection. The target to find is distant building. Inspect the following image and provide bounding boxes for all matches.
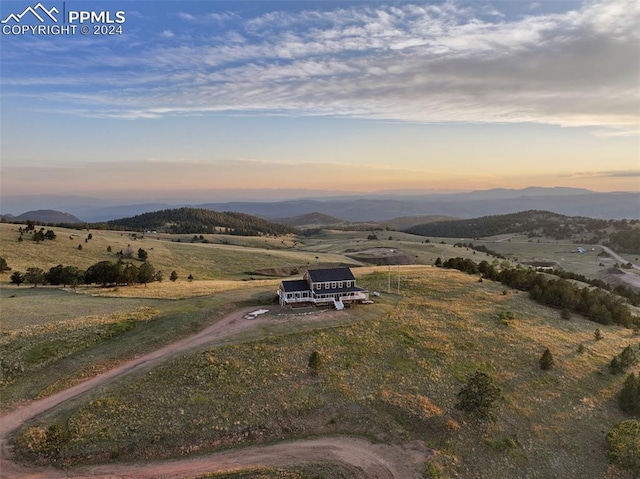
[575,247,587,253]
[277,267,369,309]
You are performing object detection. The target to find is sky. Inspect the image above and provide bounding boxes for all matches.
[1,0,639,201]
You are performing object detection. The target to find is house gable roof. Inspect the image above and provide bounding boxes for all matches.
[280,279,311,293]
[306,267,356,283]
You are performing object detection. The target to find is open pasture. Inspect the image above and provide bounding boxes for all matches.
[0,223,360,282]
[296,228,492,266]
[13,268,639,478]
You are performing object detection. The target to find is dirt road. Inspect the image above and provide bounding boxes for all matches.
[0,306,429,478]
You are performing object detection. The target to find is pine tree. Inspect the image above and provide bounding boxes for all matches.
[170,271,178,282]
[0,257,11,273]
[10,271,24,286]
[619,373,640,415]
[539,348,554,370]
[137,262,155,287]
[25,267,45,287]
[137,248,148,261]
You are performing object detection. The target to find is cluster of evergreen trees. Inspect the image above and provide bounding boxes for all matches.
[608,229,640,254]
[549,269,640,306]
[10,260,162,288]
[440,257,636,328]
[103,207,296,236]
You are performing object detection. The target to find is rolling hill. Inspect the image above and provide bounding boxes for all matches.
[406,210,635,240]
[2,209,83,224]
[102,207,296,236]
[273,212,344,227]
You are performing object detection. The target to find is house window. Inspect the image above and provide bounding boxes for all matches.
[338,282,343,288]
[317,283,321,290]
[331,282,336,288]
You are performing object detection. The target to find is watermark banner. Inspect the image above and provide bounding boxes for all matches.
[1,2,126,36]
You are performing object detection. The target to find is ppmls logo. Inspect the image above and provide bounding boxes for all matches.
[2,2,126,36]
[1,3,59,23]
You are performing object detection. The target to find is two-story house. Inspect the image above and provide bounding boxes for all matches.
[277,267,369,309]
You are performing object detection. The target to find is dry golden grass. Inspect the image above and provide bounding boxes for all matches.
[78,279,281,299]
[69,265,431,299]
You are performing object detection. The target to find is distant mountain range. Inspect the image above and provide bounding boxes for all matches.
[1,188,637,222]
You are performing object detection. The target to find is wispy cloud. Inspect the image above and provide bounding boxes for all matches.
[562,169,640,178]
[2,0,638,136]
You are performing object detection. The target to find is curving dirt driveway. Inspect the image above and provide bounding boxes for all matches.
[0,306,430,478]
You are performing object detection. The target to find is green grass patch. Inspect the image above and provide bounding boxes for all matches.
[1,307,159,388]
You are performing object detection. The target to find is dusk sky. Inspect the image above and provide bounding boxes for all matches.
[1,0,638,200]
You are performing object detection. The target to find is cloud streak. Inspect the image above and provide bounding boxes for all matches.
[2,0,638,135]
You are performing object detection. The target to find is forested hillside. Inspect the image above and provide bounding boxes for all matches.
[103,208,295,236]
[407,210,638,243]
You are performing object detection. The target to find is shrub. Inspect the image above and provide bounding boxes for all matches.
[497,310,515,325]
[594,328,603,341]
[606,420,640,474]
[456,371,501,421]
[308,350,323,376]
[610,345,638,375]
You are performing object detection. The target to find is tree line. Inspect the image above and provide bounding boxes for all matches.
[9,260,165,288]
[439,257,636,328]
[547,269,640,306]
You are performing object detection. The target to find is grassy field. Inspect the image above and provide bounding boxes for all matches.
[295,229,494,266]
[12,268,639,478]
[0,283,280,413]
[3,223,632,286]
[0,223,361,281]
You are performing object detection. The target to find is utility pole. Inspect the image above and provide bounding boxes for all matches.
[387,265,391,293]
[397,265,400,295]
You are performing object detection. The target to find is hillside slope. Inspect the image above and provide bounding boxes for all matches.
[4,209,83,224]
[407,210,636,242]
[7,268,639,478]
[103,207,295,236]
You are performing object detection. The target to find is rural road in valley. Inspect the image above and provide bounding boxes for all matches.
[0,306,429,478]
